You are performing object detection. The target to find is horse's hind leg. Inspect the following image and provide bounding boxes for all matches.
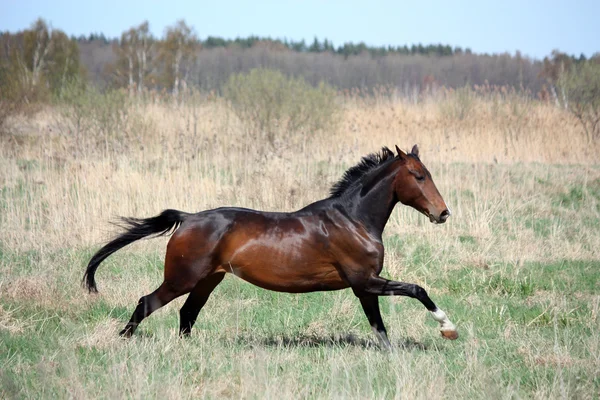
[179,272,225,336]
[119,226,222,337]
[119,281,190,337]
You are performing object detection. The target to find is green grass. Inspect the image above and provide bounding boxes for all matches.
[1,246,599,399]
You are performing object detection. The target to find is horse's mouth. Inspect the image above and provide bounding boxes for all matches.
[421,210,438,224]
[424,211,448,224]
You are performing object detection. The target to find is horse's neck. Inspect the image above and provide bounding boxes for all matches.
[347,169,398,237]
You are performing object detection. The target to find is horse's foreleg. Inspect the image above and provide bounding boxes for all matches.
[360,275,458,340]
[358,295,392,350]
[179,272,225,336]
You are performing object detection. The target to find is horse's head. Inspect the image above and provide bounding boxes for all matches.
[393,145,450,224]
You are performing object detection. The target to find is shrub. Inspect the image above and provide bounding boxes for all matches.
[58,80,139,153]
[557,60,600,142]
[439,85,475,121]
[223,68,339,145]
[0,63,49,136]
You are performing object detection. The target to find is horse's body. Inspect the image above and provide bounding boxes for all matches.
[84,145,458,348]
[171,204,377,294]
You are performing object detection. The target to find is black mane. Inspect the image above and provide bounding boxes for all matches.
[330,147,397,197]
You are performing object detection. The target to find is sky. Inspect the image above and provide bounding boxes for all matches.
[1,0,598,60]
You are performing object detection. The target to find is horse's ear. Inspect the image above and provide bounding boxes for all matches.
[395,145,407,159]
[411,144,419,157]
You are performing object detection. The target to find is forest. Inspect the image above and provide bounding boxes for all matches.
[1,18,596,96]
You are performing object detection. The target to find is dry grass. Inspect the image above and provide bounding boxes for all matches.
[1,96,598,253]
[1,94,599,399]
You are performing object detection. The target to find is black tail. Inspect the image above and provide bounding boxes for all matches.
[84,209,189,293]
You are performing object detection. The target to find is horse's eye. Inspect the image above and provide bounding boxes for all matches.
[416,175,425,182]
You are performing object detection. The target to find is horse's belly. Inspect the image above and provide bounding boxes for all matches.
[217,224,349,292]
[217,258,348,293]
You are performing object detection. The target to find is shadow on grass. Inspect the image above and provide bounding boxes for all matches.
[234,333,429,351]
[113,325,429,351]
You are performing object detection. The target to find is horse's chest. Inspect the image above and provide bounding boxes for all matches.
[329,230,384,267]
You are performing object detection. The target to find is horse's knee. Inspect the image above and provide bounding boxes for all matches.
[413,285,428,299]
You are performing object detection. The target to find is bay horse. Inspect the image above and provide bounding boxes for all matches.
[84,145,457,349]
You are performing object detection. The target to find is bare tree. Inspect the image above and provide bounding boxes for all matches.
[19,18,53,88]
[134,21,152,94]
[120,29,136,95]
[48,30,81,97]
[557,60,600,142]
[158,20,199,98]
[108,21,155,95]
[1,18,81,99]
[540,50,574,107]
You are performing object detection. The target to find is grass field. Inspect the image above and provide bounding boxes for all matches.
[1,96,600,398]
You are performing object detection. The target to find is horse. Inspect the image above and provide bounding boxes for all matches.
[83,145,457,349]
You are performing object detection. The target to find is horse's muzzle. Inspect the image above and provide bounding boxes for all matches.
[438,209,451,223]
[429,209,451,224]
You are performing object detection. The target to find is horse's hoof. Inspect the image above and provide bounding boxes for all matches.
[119,328,133,338]
[441,329,459,340]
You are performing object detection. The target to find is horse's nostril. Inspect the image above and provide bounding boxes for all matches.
[439,209,451,222]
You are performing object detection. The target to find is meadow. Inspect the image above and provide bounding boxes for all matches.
[1,91,600,399]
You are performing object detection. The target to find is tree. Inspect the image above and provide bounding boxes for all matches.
[540,50,574,106]
[0,18,82,100]
[309,37,322,53]
[113,28,136,94]
[322,39,334,53]
[133,21,152,94]
[157,20,199,97]
[46,30,81,97]
[0,18,83,131]
[557,60,600,142]
[24,18,52,87]
[108,21,154,95]
[289,39,306,52]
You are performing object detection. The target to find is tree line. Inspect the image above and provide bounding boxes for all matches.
[1,17,598,104]
[75,32,467,58]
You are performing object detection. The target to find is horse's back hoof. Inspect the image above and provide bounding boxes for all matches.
[441,329,459,340]
[119,328,133,338]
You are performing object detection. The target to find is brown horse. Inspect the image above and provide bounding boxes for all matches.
[84,145,457,348]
